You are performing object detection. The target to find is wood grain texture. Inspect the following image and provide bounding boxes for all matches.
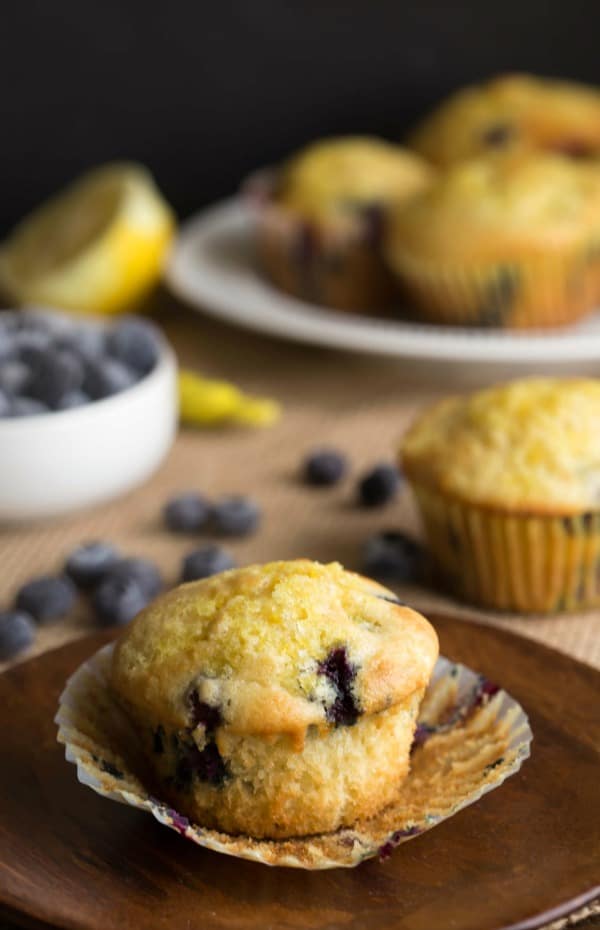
[0,616,598,930]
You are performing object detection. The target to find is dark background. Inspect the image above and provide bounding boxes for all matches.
[2,0,598,230]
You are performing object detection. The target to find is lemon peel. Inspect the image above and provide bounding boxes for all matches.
[178,370,281,428]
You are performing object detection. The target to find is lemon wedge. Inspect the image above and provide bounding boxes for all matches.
[0,162,175,315]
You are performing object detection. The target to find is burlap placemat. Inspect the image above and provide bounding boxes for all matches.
[0,297,598,929]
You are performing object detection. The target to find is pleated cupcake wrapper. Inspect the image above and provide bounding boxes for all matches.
[413,483,600,613]
[388,246,599,328]
[55,642,532,870]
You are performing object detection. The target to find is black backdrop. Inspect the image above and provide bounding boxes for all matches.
[2,0,598,230]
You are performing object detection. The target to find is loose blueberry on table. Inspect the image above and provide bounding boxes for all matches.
[164,493,212,533]
[105,557,163,598]
[15,575,76,623]
[303,449,348,486]
[0,609,36,660]
[93,574,151,627]
[65,540,121,589]
[181,545,236,582]
[358,464,401,507]
[363,530,425,582]
[212,496,261,536]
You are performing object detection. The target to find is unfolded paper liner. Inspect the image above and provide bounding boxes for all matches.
[55,643,532,870]
[413,482,600,613]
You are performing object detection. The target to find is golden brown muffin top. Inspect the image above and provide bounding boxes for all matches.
[276,137,432,223]
[386,152,600,262]
[402,377,600,514]
[410,73,600,167]
[111,560,438,744]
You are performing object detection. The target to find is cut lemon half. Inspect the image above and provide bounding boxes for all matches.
[0,162,175,315]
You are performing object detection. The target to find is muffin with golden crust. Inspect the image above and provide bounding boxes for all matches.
[111,559,438,839]
[410,73,600,167]
[385,152,600,328]
[402,377,600,612]
[249,137,433,312]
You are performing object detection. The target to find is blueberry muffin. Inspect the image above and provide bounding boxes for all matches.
[110,559,438,839]
[385,152,600,328]
[410,74,600,167]
[402,377,600,613]
[248,137,433,312]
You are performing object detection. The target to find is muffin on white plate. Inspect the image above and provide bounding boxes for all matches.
[248,137,433,312]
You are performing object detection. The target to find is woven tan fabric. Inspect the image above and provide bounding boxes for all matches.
[0,297,598,927]
[2,298,599,671]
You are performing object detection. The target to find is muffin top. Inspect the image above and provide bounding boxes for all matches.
[402,377,600,514]
[386,153,600,262]
[111,560,438,744]
[275,137,432,223]
[410,73,600,167]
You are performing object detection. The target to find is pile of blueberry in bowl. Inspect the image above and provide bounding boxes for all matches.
[0,308,178,520]
[0,309,164,415]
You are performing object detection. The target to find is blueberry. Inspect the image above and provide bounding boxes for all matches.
[83,357,136,399]
[188,690,222,730]
[212,496,260,536]
[105,557,163,598]
[181,546,236,582]
[304,449,348,486]
[106,318,159,375]
[8,397,49,417]
[24,308,75,339]
[55,390,91,410]
[0,329,16,363]
[15,575,76,623]
[481,123,515,147]
[0,360,30,395]
[363,531,425,582]
[93,575,150,627]
[65,541,121,589]
[164,493,211,533]
[0,610,36,660]
[175,740,229,787]
[358,464,400,507]
[60,325,106,360]
[24,348,84,407]
[0,388,11,417]
[16,329,52,359]
[317,647,359,726]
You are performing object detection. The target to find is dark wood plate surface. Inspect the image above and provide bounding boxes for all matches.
[0,615,598,930]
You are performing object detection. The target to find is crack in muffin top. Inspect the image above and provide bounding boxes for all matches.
[111,560,438,743]
[402,377,600,514]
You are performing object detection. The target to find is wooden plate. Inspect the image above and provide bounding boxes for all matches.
[0,615,598,930]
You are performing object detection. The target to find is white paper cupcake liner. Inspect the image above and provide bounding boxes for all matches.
[55,643,532,870]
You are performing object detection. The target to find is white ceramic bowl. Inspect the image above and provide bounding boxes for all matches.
[0,326,178,520]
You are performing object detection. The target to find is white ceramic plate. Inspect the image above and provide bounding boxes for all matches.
[166,198,600,373]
